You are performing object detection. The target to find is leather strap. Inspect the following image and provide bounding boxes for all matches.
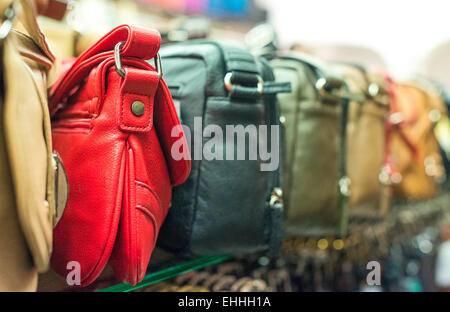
[220,44,291,100]
[266,201,283,256]
[221,44,259,75]
[119,67,159,133]
[341,63,390,106]
[338,96,349,236]
[229,81,291,100]
[50,25,161,116]
[263,81,292,95]
[277,51,341,83]
[276,53,364,106]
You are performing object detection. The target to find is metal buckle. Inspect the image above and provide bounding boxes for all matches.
[0,4,16,41]
[114,41,162,79]
[224,72,263,95]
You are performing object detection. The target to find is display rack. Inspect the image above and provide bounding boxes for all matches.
[90,192,450,292]
[98,254,234,292]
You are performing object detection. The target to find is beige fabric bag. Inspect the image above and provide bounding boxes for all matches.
[332,64,391,218]
[0,0,57,291]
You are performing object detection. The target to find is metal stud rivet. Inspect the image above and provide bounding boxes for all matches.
[131,101,145,117]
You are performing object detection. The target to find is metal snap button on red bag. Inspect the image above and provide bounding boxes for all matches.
[49,25,191,287]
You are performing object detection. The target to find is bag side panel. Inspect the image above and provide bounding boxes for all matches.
[157,53,208,254]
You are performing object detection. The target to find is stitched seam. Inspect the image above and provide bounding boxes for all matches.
[136,205,158,246]
[136,182,162,207]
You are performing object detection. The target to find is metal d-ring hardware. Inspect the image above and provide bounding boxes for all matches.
[114,41,162,79]
[368,82,380,97]
[316,77,367,103]
[338,176,351,197]
[0,3,16,41]
[224,72,263,95]
[269,187,283,208]
[52,152,69,228]
[315,77,343,102]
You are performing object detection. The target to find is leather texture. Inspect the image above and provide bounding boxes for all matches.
[389,79,446,199]
[332,64,391,218]
[0,0,56,291]
[157,41,284,257]
[50,25,190,286]
[268,52,348,237]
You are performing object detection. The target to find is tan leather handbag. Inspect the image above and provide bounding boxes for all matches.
[332,64,392,218]
[389,78,446,199]
[0,0,58,291]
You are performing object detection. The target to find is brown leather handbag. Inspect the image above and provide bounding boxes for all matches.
[388,78,446,199]
[0,0,60,291]
[332,64,392,218]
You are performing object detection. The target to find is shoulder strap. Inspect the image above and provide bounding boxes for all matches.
[277,52,368,104]
[221,44,259,75]
[278,51,340,81]
[337,97,349,236]
[219,43,291,99]
[50,24,161,116]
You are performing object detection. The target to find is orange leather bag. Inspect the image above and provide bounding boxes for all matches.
[388,78,446,199]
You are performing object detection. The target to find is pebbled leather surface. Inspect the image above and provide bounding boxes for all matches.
[49,25,190,286]
[158,41,283,257]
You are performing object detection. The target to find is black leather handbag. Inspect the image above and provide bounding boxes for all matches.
[156,41,290,257]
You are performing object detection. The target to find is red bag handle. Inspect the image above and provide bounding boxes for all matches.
[50,24,161,116]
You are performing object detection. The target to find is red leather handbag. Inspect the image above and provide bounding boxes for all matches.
[49,25,191,286]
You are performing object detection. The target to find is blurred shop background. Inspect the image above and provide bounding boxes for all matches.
[37,0,450,292]
[41,0,450,88]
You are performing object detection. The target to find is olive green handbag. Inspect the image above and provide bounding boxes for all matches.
[269,52,350,237]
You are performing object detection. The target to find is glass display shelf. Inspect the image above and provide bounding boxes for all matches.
[98,254,234,292]
[37,249,234,292]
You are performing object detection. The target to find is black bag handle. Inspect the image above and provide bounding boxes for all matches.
[219,44,291,100]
